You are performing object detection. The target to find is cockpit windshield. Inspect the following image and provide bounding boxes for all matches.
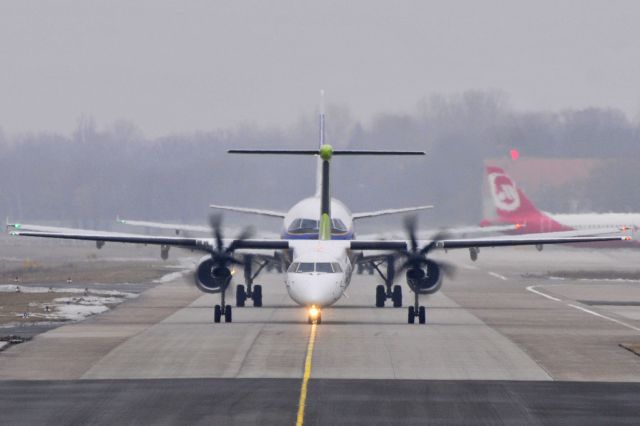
[287,217,349,234]
[288,262,343,273]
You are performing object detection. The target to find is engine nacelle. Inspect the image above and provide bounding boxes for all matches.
[194,256,232,293]
[406,259,442,294]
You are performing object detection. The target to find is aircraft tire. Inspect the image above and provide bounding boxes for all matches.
[392,285,402,308]
[253,285,263,307]
[418,306,426,324]
[317,312,322,325]
[408,306,415,324]
[224,305,232,323]
[375,285,385,307]
[236,285,246,307]
[214,305,222,323]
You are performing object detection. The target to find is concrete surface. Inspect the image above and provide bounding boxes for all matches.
[2,247,640,424]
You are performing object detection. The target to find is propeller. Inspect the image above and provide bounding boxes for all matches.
[397,216,456,278]
[206,214,255,268]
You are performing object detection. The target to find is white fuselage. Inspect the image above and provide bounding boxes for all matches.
[550,212,640,235]
[284,240,354,307]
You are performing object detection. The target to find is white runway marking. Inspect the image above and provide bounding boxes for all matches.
[526,286,561,302]
[526,285,640,333]
[567,304,640,333]
[488,272,507,281]
[459,264,479,271]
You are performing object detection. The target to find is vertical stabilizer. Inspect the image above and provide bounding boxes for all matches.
[318,144,333,240]
[482,166,568,232]
[315,90,326,197]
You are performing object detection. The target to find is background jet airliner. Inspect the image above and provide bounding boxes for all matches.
[480,166,638,248]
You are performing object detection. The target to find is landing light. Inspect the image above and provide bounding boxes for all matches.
[309,305,320,319]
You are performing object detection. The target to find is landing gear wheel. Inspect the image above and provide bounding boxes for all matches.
[214,305,222,323]
[224,305,232,323]
[408,306,415,324]
[316,312,322,325]
[375,285,386,307]
[252,285,263,307]
[418,306,426,324]
[392,285,403,308]
[236,285,246,307]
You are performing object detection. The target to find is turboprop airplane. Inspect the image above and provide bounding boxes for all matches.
[479,165,638,253]
[8,144,630,324]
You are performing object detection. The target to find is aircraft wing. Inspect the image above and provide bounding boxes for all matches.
[350,234,629,252]
[209,204,286,218]
[116,217,210,234]
[8,228,290,252]
[352,205,434,220]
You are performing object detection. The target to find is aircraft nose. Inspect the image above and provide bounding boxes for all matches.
[287,273,342,307]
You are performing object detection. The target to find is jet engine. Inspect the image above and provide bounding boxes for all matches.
[195,256,233,293]
[405,259,442,294]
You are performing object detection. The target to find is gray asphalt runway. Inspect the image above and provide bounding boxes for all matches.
[2,247,640,424]
[2,379,640,425]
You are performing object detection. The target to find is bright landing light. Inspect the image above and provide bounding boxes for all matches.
[308,305,320,319]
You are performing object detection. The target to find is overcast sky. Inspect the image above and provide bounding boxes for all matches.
[1,0,639,138]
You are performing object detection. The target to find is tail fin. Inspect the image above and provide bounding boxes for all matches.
[315,90,326,196]
[482,166,567,232]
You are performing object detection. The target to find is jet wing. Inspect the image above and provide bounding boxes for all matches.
[352,205,434,220]
[209,204,286,218]
[350,234,629,252]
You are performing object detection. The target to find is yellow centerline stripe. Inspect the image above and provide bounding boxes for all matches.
[296,322,318,426]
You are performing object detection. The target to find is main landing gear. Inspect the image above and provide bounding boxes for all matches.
[372,255,402,308]
[235,255,267,308]
[214,289,232,323]
[407,291,426,324]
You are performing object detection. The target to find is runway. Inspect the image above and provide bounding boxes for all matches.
[2,247,640,423]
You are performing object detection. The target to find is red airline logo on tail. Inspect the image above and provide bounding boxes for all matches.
[488,172,520,212]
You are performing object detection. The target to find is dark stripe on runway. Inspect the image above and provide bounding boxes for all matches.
[2,379,640,425]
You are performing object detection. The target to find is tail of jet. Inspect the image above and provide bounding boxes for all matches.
[481,166,568,233]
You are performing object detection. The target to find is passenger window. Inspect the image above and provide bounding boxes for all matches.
[297,263,315,273]
[315,263,334,273]
[331,263,342,273]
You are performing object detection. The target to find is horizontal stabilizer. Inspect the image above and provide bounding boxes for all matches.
[353,205,434,220]
[228,149,426,156]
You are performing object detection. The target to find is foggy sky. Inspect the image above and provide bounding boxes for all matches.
[1,0,640,138]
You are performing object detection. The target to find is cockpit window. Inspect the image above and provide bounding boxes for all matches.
[297,262,315,273]
[287,218,319,234]
[315,263,334,273]
[289,262,343,273]
[331,219,348,233]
